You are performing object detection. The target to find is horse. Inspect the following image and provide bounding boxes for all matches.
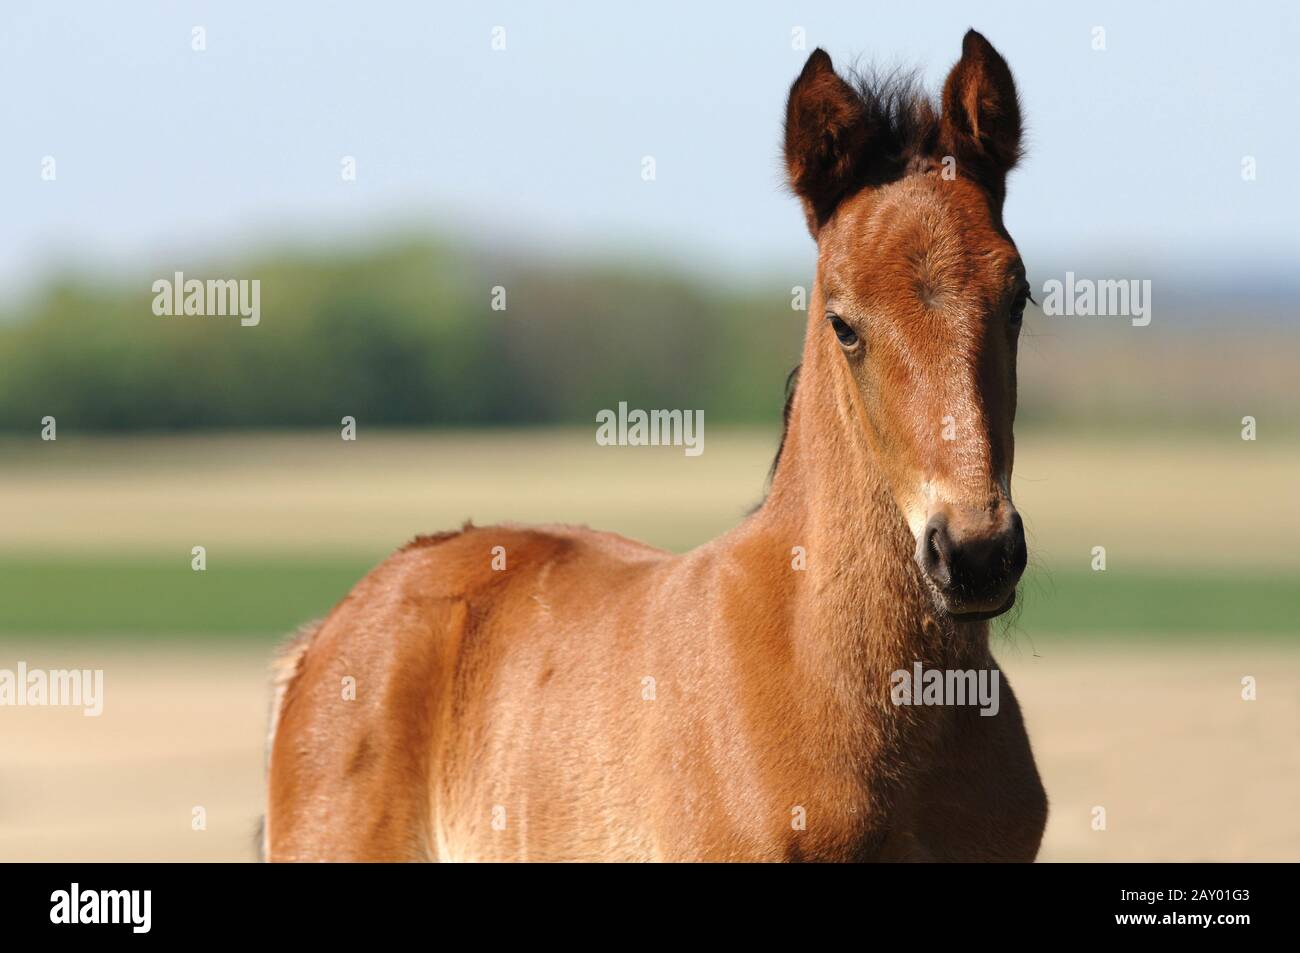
[266,29,1047,862]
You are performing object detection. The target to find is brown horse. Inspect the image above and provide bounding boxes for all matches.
[266,29,1047,862]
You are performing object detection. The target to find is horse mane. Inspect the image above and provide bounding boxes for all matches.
[844,64,941,182]
[756,362,801,500]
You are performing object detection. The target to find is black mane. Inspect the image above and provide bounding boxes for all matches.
[846,65,941,183]
[766,363,801,487]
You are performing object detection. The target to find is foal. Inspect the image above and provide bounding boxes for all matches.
[267,29,1047,862]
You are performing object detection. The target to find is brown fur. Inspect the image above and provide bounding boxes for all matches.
[267,30,1047,862]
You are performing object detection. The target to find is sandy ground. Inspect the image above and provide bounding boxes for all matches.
[0,647,270,862]
[1,641,1296,862]
[1001,641,1300,862]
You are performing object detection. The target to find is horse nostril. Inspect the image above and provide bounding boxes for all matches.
[917,508,1026,612]
[918,515,953,588]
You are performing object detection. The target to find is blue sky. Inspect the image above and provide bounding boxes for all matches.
[2,1,1297,295]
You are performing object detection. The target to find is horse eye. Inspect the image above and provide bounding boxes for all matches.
[1009,291,1029,327]
[827,313,859,348]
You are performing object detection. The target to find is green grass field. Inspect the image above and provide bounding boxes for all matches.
[0,429,1295,641]
[0,557,1294,640]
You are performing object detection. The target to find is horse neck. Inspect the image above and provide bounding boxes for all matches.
[755,308,986,702]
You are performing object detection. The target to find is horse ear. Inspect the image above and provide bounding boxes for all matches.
[939,30,1022,199]
[784,49,868,234]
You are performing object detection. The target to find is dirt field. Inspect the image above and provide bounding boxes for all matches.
[2,641,1296,862]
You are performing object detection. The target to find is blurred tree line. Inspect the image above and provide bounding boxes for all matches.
[2,235,1294,434]
[0,238,804,431]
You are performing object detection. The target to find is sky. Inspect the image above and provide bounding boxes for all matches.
[2,1,1297,297]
